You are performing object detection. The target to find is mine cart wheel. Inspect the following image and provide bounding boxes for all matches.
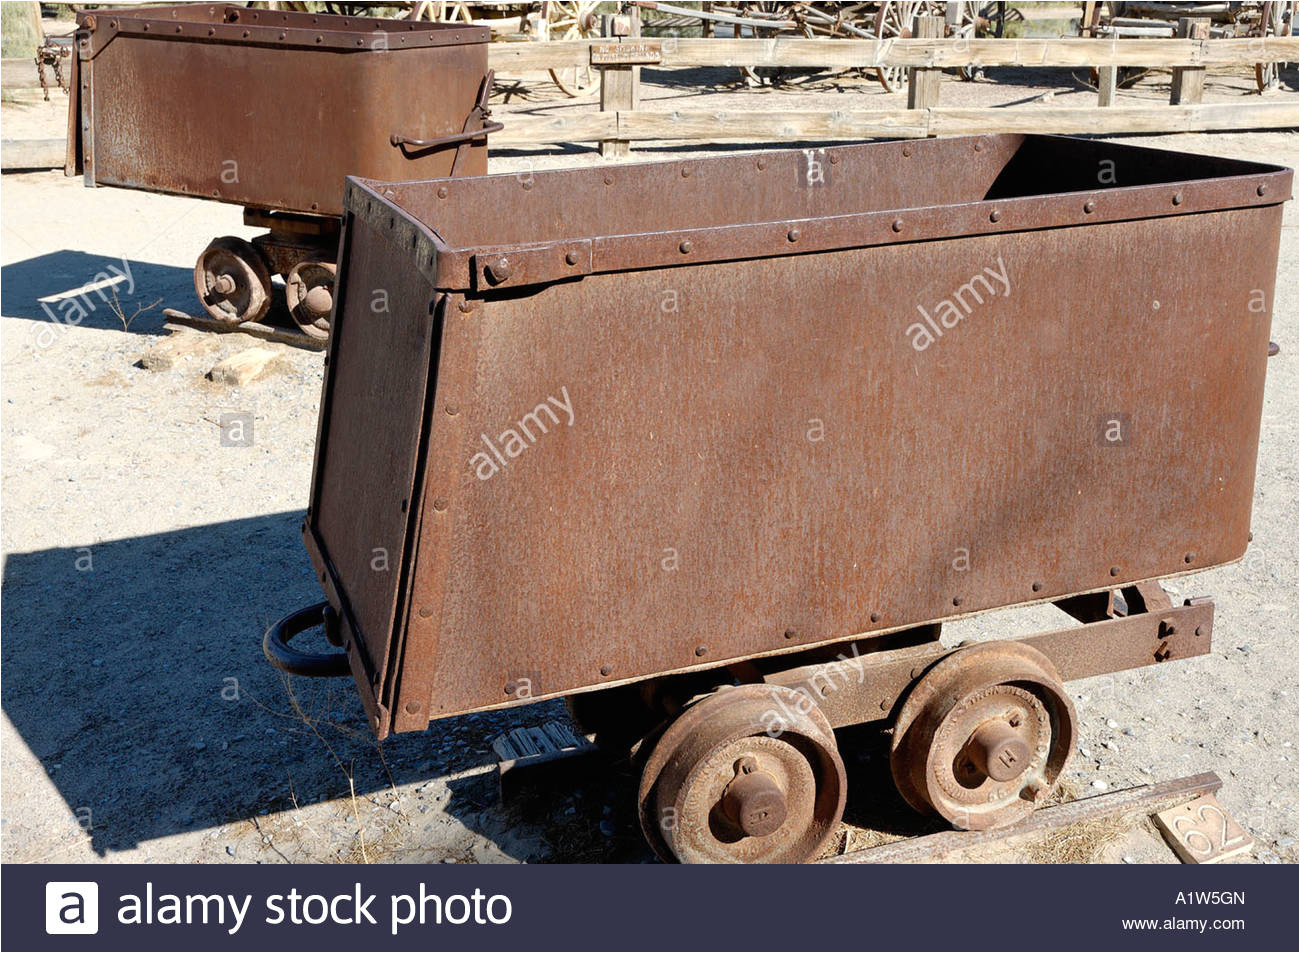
[637,684,846,864]
[193,236,273,325]
[890,641,1076,831]
[541,1,602,98]
[1256,2,1295,91]
[285,260,336,341]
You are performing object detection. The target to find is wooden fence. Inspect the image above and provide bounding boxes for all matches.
[488,16,1299,152]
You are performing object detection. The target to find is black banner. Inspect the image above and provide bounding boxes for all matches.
[4,862,1296,952]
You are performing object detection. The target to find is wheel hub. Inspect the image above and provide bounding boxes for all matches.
[891,641,1076,830]
[638,684,846,864]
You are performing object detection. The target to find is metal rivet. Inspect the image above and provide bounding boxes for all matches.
[783,629,796,640]
[522,180,533,191]
[694,644,707,657]
[902,145,913,157]
[989,209,1002,223]
[1084,200,1096,213]
[504,682,517,696]
[433,498,448,511]
[1257,184,1267,196]
[457,299,474,313]
[1194,626,1203,637]
[565,251,579,265]
[445,402,459,416]
[892,219,904,233]
[756,158,767,170]
[828,153,838,164]
[1172,191,1184,205]
[679,240,693,254]
[1032,581,1042,592]
[600,664,612,676]
[486,257,511,283]
[405,701,422,714]
[787,228,801,242]
[952,596,963,607]
[603,174,613,185]
[437,186,448,199]
[870,612,882,623]
[681,167,691,178]
[1184,552,1195,564]
[879,699,890,711]
[1110,566,1121,577]
[974,139,984,152]
[418,606,433,618]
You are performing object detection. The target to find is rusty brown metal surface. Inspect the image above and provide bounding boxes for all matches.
[306,133,1289,734]
[67,4,491,216]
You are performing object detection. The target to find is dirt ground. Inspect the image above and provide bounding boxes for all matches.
[1,59,1298,865]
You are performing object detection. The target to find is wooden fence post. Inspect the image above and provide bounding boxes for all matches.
[599,13,640,159]
[907,15,945,110]
[1170,17,1211,105]
[1097,65,1117,106]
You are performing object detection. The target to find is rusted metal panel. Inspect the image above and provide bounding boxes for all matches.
[306,134,1289,733]
[307,212,441,736]
[67,4,491,216]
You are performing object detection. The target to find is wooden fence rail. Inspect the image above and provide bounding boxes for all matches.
[492,102,1299,147]
[488,35,1300,71]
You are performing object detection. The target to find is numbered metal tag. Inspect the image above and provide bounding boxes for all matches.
[1153,794,1253,864]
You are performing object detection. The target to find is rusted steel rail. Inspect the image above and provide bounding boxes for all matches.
[822,772,1223,864]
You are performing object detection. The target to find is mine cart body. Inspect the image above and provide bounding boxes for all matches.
[268,134,1291,856]
[65,4,492,216]
[278,134,1291,744]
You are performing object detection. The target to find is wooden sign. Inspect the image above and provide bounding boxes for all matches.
[1153,794,1253,864]
[590,41,662,66]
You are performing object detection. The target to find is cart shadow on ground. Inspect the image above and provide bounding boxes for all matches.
[0,510,946,862]
[0,511,591,861]
[0,250,192,341]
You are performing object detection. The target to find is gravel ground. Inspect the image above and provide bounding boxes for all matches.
[1,62,1297,865]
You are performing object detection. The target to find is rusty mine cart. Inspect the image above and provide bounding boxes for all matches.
[264,133,1292,864]
[66,3,499,341]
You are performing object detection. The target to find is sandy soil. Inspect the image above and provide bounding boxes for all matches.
[1,61,1297,865]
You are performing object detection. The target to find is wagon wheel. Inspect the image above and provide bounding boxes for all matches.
[285,260,336,341]
[194,236,272,325]
[540,0,602,98]
[737,2,806,88]
[890,641,1076,831]
[1256,2,1295,91]
[638,684,846,864]
[953,2,985,81]
[405,1,475,22]
[874,1,942,93]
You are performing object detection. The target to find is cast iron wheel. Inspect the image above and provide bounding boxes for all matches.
[285,260,336,340]
[890,641,1076,830]
[193,236,272,325]
[638,683,846,864]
